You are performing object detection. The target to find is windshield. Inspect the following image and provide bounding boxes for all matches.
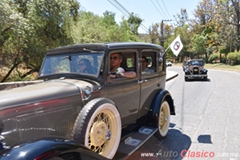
[189,60,204,66]
[39,52,104,77]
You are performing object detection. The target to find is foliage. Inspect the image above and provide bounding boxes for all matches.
[227,52,240,65]
[0,0,80,82]
[208,54,218,63]
[173,8,188,27]
[0,0,141,82]
[66,12,140,43]
[191,34,207,55]
[127,13,143,35]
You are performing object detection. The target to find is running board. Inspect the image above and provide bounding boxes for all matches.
[114,126,157,160]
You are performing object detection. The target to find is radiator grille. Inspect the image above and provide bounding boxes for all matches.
[14,106,73,141]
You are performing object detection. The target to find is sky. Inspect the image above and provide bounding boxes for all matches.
[78,0,201,33]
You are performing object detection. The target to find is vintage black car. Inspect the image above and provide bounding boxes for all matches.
[184,59,208,81]
[0,42,175,159]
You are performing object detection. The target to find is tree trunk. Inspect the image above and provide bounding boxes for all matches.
[237,24,240,51]
[1,61,21,82]
[20,68,38,79]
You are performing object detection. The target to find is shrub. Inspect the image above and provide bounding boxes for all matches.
[208,54,218,63]
[227,52,240,65]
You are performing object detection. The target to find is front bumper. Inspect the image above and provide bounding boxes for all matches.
[185,74,207,79]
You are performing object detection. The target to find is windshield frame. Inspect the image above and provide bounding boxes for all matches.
[38,51,104,80]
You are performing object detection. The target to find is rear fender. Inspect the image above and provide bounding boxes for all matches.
[147,89,175,126]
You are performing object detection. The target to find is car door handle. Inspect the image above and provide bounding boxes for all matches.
[138,79,143,83]
[138,79,148,83]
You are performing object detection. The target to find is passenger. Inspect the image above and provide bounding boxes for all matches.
[79,59,95,74]
[142,56,154,73]
[110,52,136,78]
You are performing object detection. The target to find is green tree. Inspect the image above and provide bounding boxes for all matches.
[127,13,143,35]
[191,34,207,58]
[103,11,117,26]
[0,0,31,82]
[0,0,79,82]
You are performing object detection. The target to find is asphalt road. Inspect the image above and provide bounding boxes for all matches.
[126,66,240,160]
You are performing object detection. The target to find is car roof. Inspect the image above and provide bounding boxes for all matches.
[46,42,164,55]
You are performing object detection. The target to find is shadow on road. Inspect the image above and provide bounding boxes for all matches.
[197,134,212,144]
[185,78,211,82]
[125,124,191,160]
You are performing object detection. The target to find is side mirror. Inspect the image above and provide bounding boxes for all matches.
[158,51,164,63]
[159,57,163,63]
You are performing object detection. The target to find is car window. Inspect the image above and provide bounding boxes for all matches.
[142,51,157,74]
[109,51,137,81]
[124,52,136,72]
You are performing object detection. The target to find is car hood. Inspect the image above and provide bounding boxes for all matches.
[0,79,99,108]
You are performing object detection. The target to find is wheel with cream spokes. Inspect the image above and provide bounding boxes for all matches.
[157,101,170,138]
[72,98,121,159]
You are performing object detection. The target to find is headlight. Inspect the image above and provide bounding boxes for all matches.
[83,86,92,100]
[85,86,92,95]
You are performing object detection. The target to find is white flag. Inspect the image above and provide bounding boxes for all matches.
[170,35,183,56]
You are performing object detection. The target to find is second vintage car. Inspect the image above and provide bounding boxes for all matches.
[0,42,175,159]
[184,59,208,81]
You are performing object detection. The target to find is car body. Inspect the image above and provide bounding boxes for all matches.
[166,61,172,66]
[0,42,175,159]
[184,59,208,81]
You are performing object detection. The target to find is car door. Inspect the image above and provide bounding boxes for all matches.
[105,50,140,126]
[138,50,164,118]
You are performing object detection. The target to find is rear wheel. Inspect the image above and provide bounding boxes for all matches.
[156,101,170,138]
[72,98,121,159]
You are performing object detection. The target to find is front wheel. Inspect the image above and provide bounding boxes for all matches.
[72,98,121,159]
[156,101,170,138]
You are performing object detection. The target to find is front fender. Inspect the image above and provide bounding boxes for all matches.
[0,137,107,160]
[203,69,208,73]
[184,69,190,74]
[148,89,175,126]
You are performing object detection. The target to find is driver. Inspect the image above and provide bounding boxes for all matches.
[110,52,136,78]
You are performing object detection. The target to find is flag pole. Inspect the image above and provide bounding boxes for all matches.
[161,45,170,57]
[161,34,183,57]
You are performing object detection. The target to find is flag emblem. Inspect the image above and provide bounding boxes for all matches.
[170,35,183,56]
[173,41,180,50]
